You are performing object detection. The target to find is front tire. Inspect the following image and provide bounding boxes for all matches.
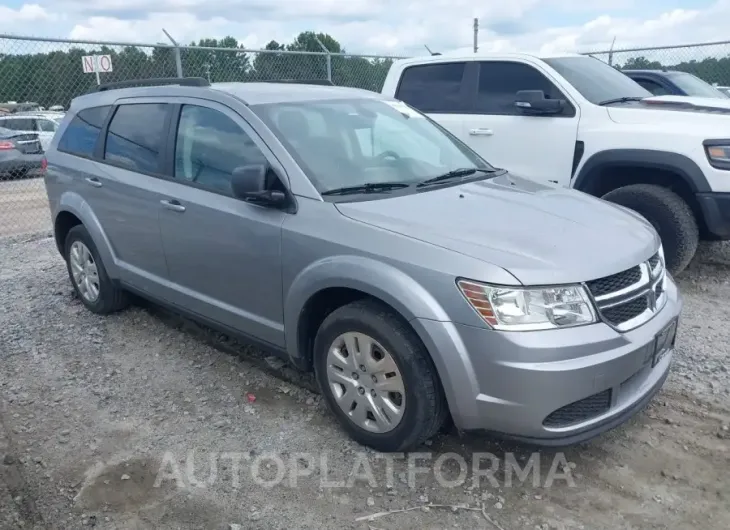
[602,184,699,275]
[313,299,447,452]
[64,224,129,314]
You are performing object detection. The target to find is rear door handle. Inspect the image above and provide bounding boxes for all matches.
[85,177,102,188]
[469,128,494,136]
[160,199,186,213]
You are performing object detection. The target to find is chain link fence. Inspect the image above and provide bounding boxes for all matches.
[583,39,730,86]
[0,34,404,237]
[3,33,730,237]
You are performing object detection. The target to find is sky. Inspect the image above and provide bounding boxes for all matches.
[0,0,724,57]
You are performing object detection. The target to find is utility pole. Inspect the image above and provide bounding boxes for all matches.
[473,18,479,53]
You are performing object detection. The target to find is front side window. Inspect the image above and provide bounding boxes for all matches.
[634,78,671,96]
[395,62,467,113]
[543,56,651,104]
[174,105,268,195]
[104,103,168,173]
[252,97,491,195]
[57,106,111,157]
[476,61,574,115]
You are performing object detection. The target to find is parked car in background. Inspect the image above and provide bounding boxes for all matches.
[0,126,44,179]
[622,69,729,99]
[382,53,730,275]
[49,105,65,112]
[714,85,730,97]
[0,112,64,151]
[44,77,681,452]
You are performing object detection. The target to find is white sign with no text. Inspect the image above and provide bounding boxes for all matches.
[82,55,113,73]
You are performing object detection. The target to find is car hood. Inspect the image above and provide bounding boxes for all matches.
[335,173,659,286]
[608,95,730,125]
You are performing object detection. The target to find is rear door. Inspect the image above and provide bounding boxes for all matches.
[394,61,474,144]
[459,60,580,186]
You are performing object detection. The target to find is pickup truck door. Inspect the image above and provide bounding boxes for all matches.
[459,60,580,187]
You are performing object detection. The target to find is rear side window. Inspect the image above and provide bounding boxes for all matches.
[104,103,168,173]
[57,106,111,157]
[4,118,35,130]
[396,62,466,113]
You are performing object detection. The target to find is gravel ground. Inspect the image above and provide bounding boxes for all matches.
[0,233,728,530]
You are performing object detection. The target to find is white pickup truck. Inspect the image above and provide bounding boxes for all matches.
[381,52,730,274]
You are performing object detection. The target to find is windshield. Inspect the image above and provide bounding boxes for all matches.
[666,72,729,99]
[543,56,651,104]
[251,98,492,195]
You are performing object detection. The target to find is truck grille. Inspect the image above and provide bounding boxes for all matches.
[586,251,666,331]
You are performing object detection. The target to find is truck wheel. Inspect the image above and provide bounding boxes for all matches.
[313,299,447,452]
[64,224,129,314]
[602,184,698,275]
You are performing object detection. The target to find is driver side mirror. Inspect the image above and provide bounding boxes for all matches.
[231,164,287,207]
[514,90,565,115]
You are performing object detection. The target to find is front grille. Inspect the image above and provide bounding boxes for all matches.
[648,252,660,270]
[586,266,642,297]
[586,252,666,332]
[543,389,612,427]
[602,296,649,326]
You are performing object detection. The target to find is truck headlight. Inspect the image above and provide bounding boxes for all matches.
[457,279,597,331]
[704,143,730,169]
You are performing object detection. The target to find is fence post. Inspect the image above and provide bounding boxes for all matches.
[313,35,332,83]
[162,28,183,78]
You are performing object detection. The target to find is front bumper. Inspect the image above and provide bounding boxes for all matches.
[412,275,682,446]
[696,191,730,239]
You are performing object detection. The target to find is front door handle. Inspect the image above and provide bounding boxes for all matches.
[469,128,494,136]
[160,199,186,213]
[85,177,102,187]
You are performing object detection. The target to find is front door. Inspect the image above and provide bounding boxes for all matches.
[461,60,580,187]
[157,100,287,347]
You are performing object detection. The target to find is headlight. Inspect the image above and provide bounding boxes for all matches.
[457,279,597,331]
[704,143,730,169]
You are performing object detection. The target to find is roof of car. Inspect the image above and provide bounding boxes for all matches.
[70,81,389,110]
[622,69,683,75]
[390,51,584,67]
[211,82,385,105]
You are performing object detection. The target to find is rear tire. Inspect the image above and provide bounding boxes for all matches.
[64,224,129,314]
[602,184,698,275]
[313,299,447,452]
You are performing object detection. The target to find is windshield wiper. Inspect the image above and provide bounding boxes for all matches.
[321,182,412,196]
[417,168,496,187]
[597,96,645,106]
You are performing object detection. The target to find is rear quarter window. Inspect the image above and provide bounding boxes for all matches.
[57,106,111,158]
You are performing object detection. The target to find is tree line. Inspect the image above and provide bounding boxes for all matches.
[0,32,395,108]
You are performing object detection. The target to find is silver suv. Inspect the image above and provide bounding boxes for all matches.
[44,77,682,452]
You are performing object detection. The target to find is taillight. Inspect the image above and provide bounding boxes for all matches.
[0,140,14,150]
[41,157,48,172]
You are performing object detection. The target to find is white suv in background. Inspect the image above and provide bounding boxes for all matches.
[381,53,730,274]
[0,112,64,151]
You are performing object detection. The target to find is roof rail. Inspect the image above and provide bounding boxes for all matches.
[263,79,335,86]
[92,77,210,92]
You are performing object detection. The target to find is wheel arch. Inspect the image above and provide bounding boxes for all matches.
[54,192,119,278]
[285,256,451,372]
[573,149,709,235]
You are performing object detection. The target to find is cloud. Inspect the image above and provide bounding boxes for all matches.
[0,0,728,65]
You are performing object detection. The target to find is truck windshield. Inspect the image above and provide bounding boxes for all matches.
[543,56,652,104]
[665,72,729,99]
[251,98,493,195]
